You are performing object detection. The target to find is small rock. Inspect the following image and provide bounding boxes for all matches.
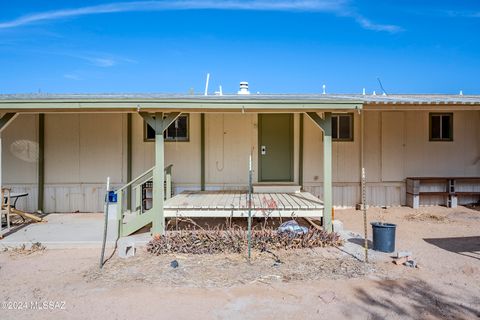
[170,260,179,268]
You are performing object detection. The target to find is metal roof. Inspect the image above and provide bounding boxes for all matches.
[0,93,479,113]
[0,93,479,104]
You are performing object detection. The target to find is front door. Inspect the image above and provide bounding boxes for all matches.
[258,114,293,182]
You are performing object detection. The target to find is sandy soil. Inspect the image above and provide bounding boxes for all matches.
[1,206,479,320]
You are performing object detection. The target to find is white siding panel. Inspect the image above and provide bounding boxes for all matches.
[3,114,38,184]
[5,184,37,212]
[381,112,405,182]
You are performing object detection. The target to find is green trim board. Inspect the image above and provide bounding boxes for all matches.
[299,114,304,188]
[258,114,294,182]
[200,113,205,191]
[37,114,44,212]
[127,113,132,210]
[0,97,363,113]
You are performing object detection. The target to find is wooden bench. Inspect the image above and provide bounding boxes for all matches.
[406,177,480,209]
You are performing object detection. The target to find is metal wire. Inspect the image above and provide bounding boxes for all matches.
[362,168,368,263]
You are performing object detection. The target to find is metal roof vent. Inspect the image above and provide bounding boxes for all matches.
[238,81,250,95]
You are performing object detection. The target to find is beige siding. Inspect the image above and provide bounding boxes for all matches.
[3,114,38,184]
[2,110,479,211]
[205,113,254,187]
[131,113,201,189]
[363,111,382,182]
[2,114,38,212]
[381,112,406,182]
[304,110,480,207]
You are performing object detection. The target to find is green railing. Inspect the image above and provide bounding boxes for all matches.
[115,165,173,237]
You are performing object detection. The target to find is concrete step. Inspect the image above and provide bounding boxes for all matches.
[253,184,301,193]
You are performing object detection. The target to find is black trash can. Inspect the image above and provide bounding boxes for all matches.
[371,222,396,253]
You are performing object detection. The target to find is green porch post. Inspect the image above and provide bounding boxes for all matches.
[139,111,181,235]
[200,113,205,191]
[322,113,333,232]
[126,113,132,210]
[152,112,165,235]
[306,112,333,232]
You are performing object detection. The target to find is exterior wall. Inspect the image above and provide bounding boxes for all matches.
[303,110,480,207]
[3,114,126,212]
[132,113,300,191]
[2,114,39,211]
[2,109,479,212]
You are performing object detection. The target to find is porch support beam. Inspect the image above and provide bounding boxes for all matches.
[0,113,17,133]
[140,111,181,235]
[0,113,17,195]
[306,112,333,232]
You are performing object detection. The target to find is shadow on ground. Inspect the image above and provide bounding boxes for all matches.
[348,237,373,248]
[349,279,480,319]
[424,236,480,261]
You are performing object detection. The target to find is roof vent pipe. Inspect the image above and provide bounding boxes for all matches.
[238,81,250,95]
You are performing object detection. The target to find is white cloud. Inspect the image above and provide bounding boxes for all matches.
[0,0,402,33]
[352,14,403,33]
[64,73,82,80]
[85,57,117,67]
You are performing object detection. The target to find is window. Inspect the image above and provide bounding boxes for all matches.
[144,114,189,142]
[429,113,453,141]
[332,113,353,141]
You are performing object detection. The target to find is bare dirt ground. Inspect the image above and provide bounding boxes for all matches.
[1,206,479,319]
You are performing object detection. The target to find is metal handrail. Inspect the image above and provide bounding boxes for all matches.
[115,165,174,194]
[115,166,155,193]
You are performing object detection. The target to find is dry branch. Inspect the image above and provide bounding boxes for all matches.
[147,226,343,255]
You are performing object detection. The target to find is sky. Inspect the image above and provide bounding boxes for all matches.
[0,0,479,94]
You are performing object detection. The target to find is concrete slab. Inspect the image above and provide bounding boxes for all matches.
[0,213,121,249]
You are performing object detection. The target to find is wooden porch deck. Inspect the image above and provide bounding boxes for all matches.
[164,191,323,218]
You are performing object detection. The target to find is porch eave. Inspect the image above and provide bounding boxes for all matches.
[0,99,362,113]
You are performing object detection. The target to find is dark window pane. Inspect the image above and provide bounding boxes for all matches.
[441,115,451,140]
[145,114,189,141]
[332,116,338,139]
[431,115,441,139]
[339,115,351,139]
[146,123,155,140]
[166,116,188,140]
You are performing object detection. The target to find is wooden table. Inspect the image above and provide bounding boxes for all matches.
[2,191,42,222]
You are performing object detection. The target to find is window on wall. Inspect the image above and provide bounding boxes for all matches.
[332,113,353,141]
[429,113,453,141]
[144,114,189,142]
